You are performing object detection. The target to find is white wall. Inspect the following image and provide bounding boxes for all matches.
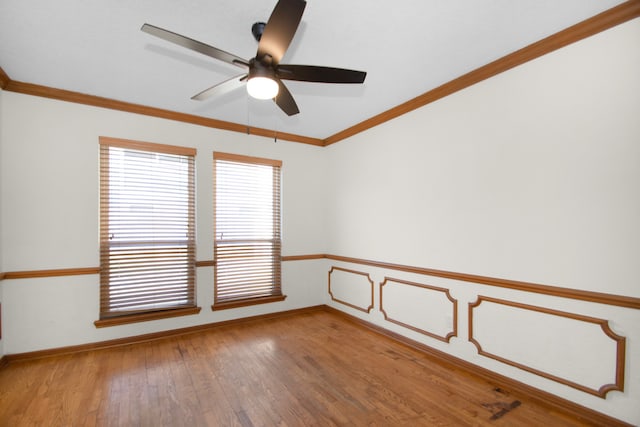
[327,18,640,295]
[1,15,639,426]
[0,92,328,354]
[325,18,640,425]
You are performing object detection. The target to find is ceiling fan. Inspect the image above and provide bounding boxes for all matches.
[141,0,367,116]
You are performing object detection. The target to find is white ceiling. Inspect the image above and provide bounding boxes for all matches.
[0,0,626,140]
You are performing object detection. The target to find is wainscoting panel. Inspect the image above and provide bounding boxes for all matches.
[328,266,374,313]
[469,296,625,398]
[380,277,457,343]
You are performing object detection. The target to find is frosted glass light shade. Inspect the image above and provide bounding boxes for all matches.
[247,77,279,100]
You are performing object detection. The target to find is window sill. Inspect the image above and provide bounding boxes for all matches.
[211,295,287,311]
[94,306,202,328]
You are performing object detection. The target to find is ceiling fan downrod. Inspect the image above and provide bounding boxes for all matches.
[251,22,266,42]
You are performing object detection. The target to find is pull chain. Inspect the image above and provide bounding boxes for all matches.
[273,113,278,143]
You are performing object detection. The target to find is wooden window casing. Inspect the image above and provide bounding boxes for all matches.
[213,152,286,310]
[97,137,198,326]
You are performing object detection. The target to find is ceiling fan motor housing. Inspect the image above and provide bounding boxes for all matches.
[249,58,275,77]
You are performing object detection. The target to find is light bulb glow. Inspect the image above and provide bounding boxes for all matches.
[247,77,279,100]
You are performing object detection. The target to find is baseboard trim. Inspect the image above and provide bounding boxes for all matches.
[322,305,632,427]
[1,305,325,364]
[0,303,632,426]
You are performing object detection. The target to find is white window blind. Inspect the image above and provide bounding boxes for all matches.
[213,152,284,307]
[99,137,196,319]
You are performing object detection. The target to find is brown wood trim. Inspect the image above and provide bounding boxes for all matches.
[282,254,326,261]
[1,303,633,425]
[3,254,639,310]
[328,266,374,313]
[3,267,101,280]
[94,306,202,328]
[326,254,640,309]
[0,66,9,89]
[3,2,638,148]
[99,136,196,156]
[195,260,216,267]
[323,1,640,145]
[379,277,457,343]
[3,79,323,146]
[2,260,224,278]
[323,305,633,427]
[196,254,325,265]
[211,295,287,311]
[4,305,326,363]
[0,254,325,281]
[468,296,625,398]
[214,151,283,167]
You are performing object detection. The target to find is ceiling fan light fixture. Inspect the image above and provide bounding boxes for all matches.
[247,76,279,100]
[142,0,365,115]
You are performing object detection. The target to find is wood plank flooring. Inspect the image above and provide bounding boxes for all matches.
[0,309,609,426]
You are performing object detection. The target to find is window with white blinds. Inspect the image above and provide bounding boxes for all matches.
[213,152,285,309]
[99,137,196,320]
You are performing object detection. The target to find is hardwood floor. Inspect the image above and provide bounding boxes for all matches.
[0,309,609,426]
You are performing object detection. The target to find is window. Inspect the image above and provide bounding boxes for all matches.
[96,137,199,327]
[213,152,285,309]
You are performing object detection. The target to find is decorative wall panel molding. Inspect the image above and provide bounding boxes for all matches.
[324,254,640,309]
[328,266,374,313]
[380,277,457,343]
[468,296,625,398]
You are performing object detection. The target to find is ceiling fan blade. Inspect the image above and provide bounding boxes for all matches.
[274,80,299,116]
[142,23,249,69]
[257,0,306,65]
[191,74,248,100]
[277,64,366,84]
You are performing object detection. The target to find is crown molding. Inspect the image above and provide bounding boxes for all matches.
[0,66,10,89]
[1,1,638,147]
[323,0,640,145]
[1,78,323,147]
